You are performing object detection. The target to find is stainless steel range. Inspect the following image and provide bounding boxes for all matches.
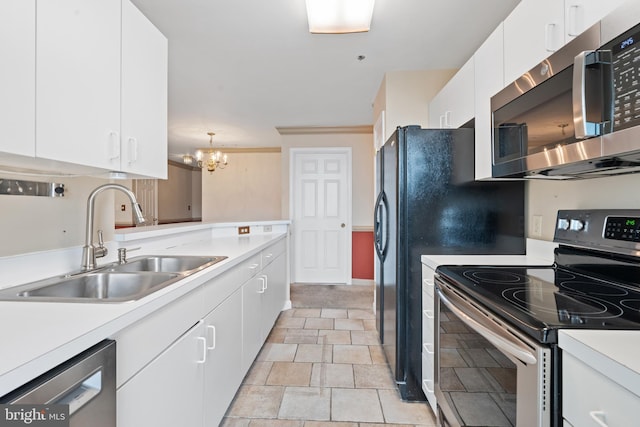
[434,209,640,427]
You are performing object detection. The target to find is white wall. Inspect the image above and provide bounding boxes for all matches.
[527,174,640,241]
[280,131,374,227]
[158,162,196,222]
[0,173,117,257]
[202,151,282,222]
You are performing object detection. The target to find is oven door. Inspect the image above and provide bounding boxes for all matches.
[434,278,552,427]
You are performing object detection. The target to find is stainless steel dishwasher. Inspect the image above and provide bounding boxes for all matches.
[1,340,116,427]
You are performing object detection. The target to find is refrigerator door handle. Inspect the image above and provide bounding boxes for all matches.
[379,191,389,259]
[374,192,384,259]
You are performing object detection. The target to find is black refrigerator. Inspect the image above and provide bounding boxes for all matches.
[374,126,525,401]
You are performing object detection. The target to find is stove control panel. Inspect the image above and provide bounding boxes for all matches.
[604,216,640,242]
[555,209,640,256]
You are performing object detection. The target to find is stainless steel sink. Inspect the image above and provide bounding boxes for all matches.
[101,255,226,274]
[0,255,227,303]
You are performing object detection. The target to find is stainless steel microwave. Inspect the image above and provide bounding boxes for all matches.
[491,2,640,178]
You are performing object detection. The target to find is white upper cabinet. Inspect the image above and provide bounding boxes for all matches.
[503,0,565,86]
[474,24,504,180]
[428,57,475,129]
[565,0,626,42]
[121,0,168,179]
[0,1,35,157]
[36,0,122,170]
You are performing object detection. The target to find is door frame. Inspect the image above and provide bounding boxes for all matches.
[289,147,353,284]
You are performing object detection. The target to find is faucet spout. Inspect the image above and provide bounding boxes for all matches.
[81,184,146,271]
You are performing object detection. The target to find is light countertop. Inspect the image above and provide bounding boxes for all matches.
[0,226,287,396]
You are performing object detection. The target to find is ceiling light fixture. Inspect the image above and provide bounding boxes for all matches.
[182,132,228,173]
[305,0,375,34]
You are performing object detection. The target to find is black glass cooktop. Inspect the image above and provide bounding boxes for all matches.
[435,264,640,344]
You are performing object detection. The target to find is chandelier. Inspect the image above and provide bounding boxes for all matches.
[183,132,228,173]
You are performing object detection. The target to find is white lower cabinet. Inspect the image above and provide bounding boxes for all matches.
[117,320,205,427]
[203,289,243,427]
[421,264,437,414]
[242,274,265,372]
[562,352,640,427]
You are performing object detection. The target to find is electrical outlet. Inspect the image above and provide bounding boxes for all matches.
[238,226,250,235]
[532,215,543,237]
[263,225,272,233]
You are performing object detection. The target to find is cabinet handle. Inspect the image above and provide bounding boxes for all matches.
[262,274,268,290]
[257,277,266,294]
[249,263,260,271]
[545,23,557,52]
[264,253,273,259]
[128,137,138,163]
[196,336,207,364]
[444,111,452,128]
[423,309,434,319]
[109,131,120,160]
[422,379,434,393]
[589,411,609,427]
[567,5,581,37]
[423,343,434,354]
[207,325,216,350]
[439,115,445,128]
[422,278,434,288]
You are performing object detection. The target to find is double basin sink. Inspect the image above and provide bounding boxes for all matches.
[0,255,227,303]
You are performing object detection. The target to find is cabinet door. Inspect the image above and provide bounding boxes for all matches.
[203,289,243,427]
[474,24,504,180]
[121,0,168,179]
[242,275,264,372]
[504,0,565,85]
[261,253,287,339]
[565,0,625,42]
[36,0,121,169]
[117,321,205,427]
[0,0,35,157]
[428,57,475,129]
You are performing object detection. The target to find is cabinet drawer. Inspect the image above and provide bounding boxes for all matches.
[421,352,437,414]
[563,352,640,427]
[261,238,286,268]
[421,264,435,298]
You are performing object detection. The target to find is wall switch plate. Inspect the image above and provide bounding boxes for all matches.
[532,215,543,237]
[238,226,250,235]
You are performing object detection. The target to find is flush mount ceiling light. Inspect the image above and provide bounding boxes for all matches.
[305,0,375,34]
[182,132,228,173]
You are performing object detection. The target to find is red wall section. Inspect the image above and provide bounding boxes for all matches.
[352,231,374,280]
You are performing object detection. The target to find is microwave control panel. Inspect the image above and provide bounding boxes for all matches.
[610,26,640,131]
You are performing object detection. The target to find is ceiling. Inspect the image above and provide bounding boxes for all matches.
[130,0,521,161]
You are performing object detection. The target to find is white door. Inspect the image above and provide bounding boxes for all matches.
[291,148,352,284]
[133,179,158,225]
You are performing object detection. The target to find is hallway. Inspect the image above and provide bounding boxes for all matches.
[221,284,436,426]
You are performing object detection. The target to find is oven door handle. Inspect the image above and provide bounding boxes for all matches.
[438,286,538,365]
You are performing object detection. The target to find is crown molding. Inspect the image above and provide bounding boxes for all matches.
[276,125,373,135]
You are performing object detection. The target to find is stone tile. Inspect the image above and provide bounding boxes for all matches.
[320,308,348,319]
[317,330,351,345]
[333,345,372,364]
[350,330,380,345]
[454,367,502,392]
[266,362,312,386]
[331,388,384,423]
[347,309,375,319]
[279,309,294,318]
[368,345,387,364]
[226,385,285,418]
[294,344,333,363]
[362,319,377,331]
[359,424,416,427]
[440,348,468,368]
[284,329,319,344]
[304,422,357,427]
[446,391,510,426]
[247,420,303,427]
[310,363,354,388]
[266,328,287,343]
[278,387,331,421]
[304,317,334,330]
[276,316,307,329]
[292,308,322,318]
[257,343,298,362]
[378,389,436,425]
[353,364,395,389]
[243,361,273,385]
[220,418,250,427]
[334,319,365,331]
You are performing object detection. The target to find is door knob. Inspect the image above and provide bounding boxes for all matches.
[341,223,345,228]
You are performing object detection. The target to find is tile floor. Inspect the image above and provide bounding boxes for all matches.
[221,284,437,426]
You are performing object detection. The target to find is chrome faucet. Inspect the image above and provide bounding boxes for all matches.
[81,184,146,271]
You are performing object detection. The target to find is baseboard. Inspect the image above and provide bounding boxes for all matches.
[351,278,374,286]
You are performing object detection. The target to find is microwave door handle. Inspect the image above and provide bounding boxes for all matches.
[438,287,538,365]
[573,50,598,139]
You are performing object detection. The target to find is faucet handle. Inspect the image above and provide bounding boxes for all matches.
[95,229,108,259]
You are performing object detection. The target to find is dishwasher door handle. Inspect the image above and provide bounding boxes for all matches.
[56,369,103,416]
